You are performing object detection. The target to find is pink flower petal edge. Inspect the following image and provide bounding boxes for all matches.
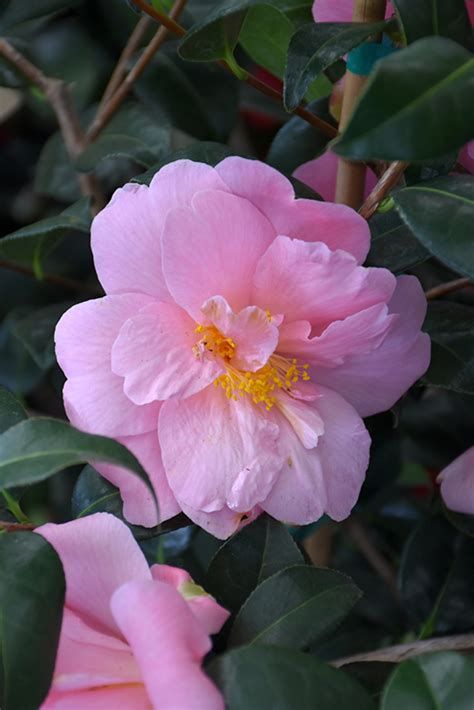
[438,447,474,516]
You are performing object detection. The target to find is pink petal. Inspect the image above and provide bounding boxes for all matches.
[111,301,222,404]
[314,276,431,416]
[459,141,474,173]
[178,500,260,540]
[92,161,228,299]
[159,386,282,513]
[42,685,151,709]
[263,386,370,524]
[36,513,150,636]
[252,236,395,330]
[216,156,370,262]
[276,391,325,448]
[201,295,279,371]
[150,565,230,635]
[312,0,393,21]
[56,295,160,438]
[293,150,377,202]
[111,580,225,710]
[467,0,474,25]
[50,609,140,693]
[95,430,181,528]
[161,189,275,320]
[439,447,474,515]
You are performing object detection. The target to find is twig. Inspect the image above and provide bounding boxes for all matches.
[331,633,474,667]
[359,161,408,219]
[131,0,338,139]
[88,0,188,142]
[99,15,152,109]
[0,39,105,211]
[345,517,399,601]
[0,258,102,294]
[0,520,36,532]
[425,277,472,301]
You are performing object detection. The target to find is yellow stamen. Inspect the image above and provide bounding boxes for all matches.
[193,324,236,361]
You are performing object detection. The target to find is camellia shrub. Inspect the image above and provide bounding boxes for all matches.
[0,0,473,708]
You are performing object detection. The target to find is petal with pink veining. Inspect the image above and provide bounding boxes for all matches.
[159,386,282,513]
[201,295,279,371]
[252,236,395,330]
[263,386,370,525]
[162,189,275,320]
[439,447,474,515]
[36,513,150,636]
[111,301,222,404]
[111,580,225,710]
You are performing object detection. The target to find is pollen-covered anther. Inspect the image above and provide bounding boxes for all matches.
[193,324,236,361]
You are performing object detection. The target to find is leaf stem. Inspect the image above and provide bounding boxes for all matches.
[425,277,472,301]
[359,160,408,219]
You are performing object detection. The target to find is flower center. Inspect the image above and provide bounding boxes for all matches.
[194,324,310,411]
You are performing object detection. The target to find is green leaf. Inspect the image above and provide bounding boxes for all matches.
[381,652,474,710]
[240,5,294,80]
[11,303,72,370]
[0,0,80,33]
[284,20,392,111]
[75,103,171,172]
[0,312,43,395]
[443,505,474,539]
[132,142,237,184]
[0,199,91,269]
[209,645,375,710]
[392,0,473,49]
[393,176,474,279]
[206,514,304,612]
[333,37,474,161]
[0,418,156,506]
[0,387,26,435]
[228,564,361,648]
[35,132,81,203]
[399,516,474,635]
[367,211,430,273]
[0,532,65,710]
[267,97,336,174]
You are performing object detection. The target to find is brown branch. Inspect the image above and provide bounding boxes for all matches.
[131,0,338,139]
[331,633,474,667]
[99,15,152,109]
[359,161,408,220]
[0,520,36,532]
[0,259,102,294]
[88,0,188,142]
[425,277,472,301]
[0,39,105,211]
[344,517,399,601]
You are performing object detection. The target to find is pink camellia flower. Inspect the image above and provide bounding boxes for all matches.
[312,0,393,22]
[293,149,378,202]
[37,512,229,709]
[55,157,430,538]
[438,447,474,515]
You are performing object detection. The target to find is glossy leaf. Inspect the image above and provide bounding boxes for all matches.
[392,0,473,49]
[0,199,91,268]
[284,20,391,111]
[132,141,236,185]
[0,0,80,32]
[367,210,429,273]
[267,97,336,174]
[10,303,71,370]
[0,386,26,435]
[229,564,361,648]
[0,418,156,504]
[381,652,474,710]
[0,532,65,710]
[443,505,474,539]
[210,646,375,710]
[393,176,474,279]
[0,312,43,395]
[333,37,474,161]
[206,514,304,612]
[240,5,294,80]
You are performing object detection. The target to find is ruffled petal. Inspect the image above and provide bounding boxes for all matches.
[253,236,395,330]
[162,189,275,320]
[92,160,228,299]
[159,386,282,513]
[111,580,225,710]
[36,513,150,636]
[263,386,370,524]
[111,301,222,404]
[314,276,430,416]
[201,295,279,371]
[439,447,474,515]
[94,429,180,528]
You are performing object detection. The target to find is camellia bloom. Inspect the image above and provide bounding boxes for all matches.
[37,513,229,709]
[55,157,430,538]
[438,447,474,515]
[293,148,377,202]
